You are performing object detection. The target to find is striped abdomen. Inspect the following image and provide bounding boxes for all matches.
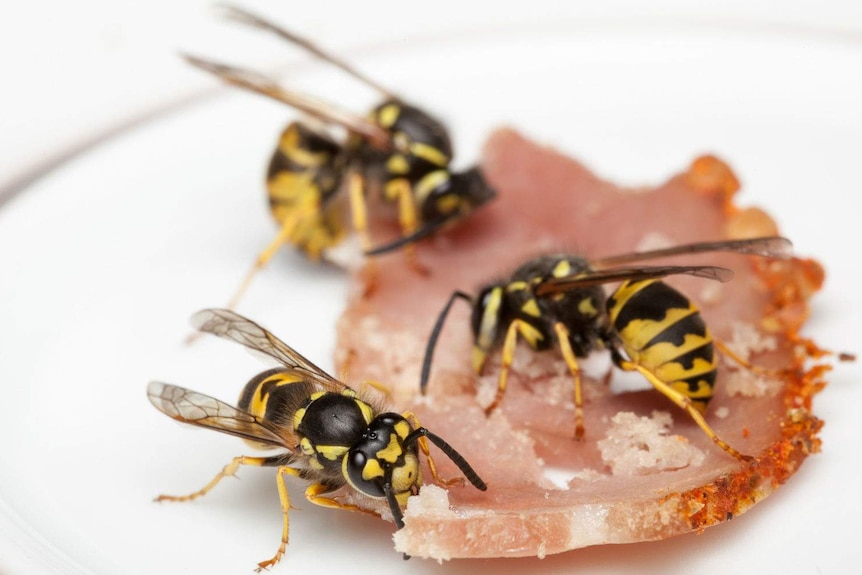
[265,123,346,258]
[607,280,717,412]
[237,367,315,449]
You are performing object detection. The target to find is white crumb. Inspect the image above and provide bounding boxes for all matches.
[404,484,455,518]
[598,411,706,475]
[723,321,778,361]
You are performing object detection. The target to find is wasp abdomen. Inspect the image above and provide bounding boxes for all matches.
[609,280,717,410]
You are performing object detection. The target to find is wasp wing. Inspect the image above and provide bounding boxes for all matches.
[190,308,348,394]
[147,381,291,448]
[183,54,391,149]
[216,4,397,99]
[592,236,792,268]
[535,264,733,297]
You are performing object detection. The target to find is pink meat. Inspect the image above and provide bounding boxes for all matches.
[335,128,828,559]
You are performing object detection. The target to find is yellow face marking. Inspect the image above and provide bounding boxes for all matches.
[393,420,411,440]
[520,298,542,318]
[391,453,420,492]
[377,104,401,129]
[375,433,404,464]
[477,287,504,351]
[362,458,384,482]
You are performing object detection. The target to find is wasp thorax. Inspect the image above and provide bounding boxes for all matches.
[343,413,420,499]
[295,392,374,472]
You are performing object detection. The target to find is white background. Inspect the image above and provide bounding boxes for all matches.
[1,2,861,575]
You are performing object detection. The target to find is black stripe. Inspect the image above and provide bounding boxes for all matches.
[613,281,691,332]
[665,340,715,371]
[643,312,708,349]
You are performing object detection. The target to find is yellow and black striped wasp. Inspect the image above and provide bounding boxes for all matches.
[185,5,497,310]
[148,308,486,570]
[420,236,794,462]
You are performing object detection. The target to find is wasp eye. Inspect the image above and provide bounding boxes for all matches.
[345,448,385,498]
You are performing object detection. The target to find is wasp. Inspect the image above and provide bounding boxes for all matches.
[419,236,794,463]
[148,308,487,570]
[185,5,497,311]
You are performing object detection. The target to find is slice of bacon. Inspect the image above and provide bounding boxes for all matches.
[335,128,831,559]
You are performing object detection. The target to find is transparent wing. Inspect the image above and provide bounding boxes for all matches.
[592,236,792,268]
[147,381,291,448]
[216,3,397,99]
[535,264,734,297]
[183,54,391,149]
[190,308,348,394]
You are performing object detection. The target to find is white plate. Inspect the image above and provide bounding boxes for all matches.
[1,13,861,575]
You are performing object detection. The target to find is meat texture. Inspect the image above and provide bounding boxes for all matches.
[334,128,830,559]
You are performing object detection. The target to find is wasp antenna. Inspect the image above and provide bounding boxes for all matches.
[215,3,398,100]
[365,218,445,256]
[420,291,474,395]
[406,428,488,491]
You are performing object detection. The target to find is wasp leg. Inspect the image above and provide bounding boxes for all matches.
[185,211,307,344]
[552,322,586,440]
[387,178,429,275]
[348,172,378,295]
[485,319,545,416]
[358,379,394,400]
[402,412,463,487]
[714,339,788,378]
[617,361,754,463]
[155,454,283,503]
[255,471,380,573]
[229,209,307,309]
[252,465,301,572]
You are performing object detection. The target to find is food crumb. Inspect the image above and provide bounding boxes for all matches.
[405,484,455,519]
[598,411,706,475]
[724,321,778,361]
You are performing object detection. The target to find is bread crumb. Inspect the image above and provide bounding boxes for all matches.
[598,411,706,475]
